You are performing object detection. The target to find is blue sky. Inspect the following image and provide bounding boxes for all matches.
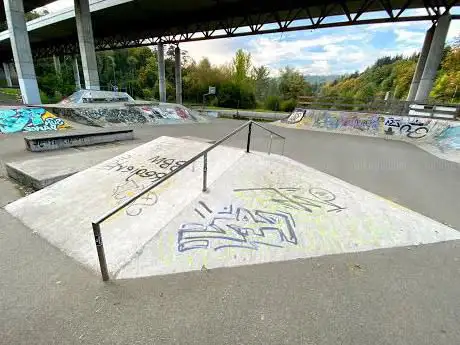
[41,2,460,76]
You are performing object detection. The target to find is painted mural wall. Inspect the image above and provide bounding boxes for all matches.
[0,107,70,134]
[280,108,460,153]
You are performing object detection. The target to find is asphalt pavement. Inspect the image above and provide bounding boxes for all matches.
[0,118,459,344]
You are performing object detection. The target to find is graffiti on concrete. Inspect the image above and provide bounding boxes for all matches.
[0,107,69,134]
[384,117,429,138]
[61,104,201,127]
[234,187,346,213]
[178,202,297,252]
[99,154,186,182]
[436,125,460,151]
[284,108,305,123]
[178,186,346,252]
[112,179,158,216]
[310,111,380,132]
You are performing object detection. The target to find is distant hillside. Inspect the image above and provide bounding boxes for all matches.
[318,46,460,104]
[305,75,340,85]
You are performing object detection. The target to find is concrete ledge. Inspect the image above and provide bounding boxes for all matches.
[24,128,134,152]
[6,144,138,189]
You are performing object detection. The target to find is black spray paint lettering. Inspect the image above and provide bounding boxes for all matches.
[148,156,186,172]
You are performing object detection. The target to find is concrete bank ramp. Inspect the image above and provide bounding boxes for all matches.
[5,136,460,279]
[0,106,70,134]
[275,109,460,163]
[48,102,209,128]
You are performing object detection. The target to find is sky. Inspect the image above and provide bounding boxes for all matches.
[38,1,460,76]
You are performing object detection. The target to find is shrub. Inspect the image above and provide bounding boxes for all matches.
[280,99,297,112]
[264,95,281,111]
[217,82,256,109]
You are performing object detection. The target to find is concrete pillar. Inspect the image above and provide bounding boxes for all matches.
[74,0,100,90]
[53,55,61,76]
[3,62,13,87]
[157,42,166,102]
[73,57,81,90]
[175,46,182,104]
[407,25,435,101]
[415,14,451,102]
[3,0,41,104]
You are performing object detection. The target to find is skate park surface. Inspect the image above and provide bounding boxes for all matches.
[1,115,460,344]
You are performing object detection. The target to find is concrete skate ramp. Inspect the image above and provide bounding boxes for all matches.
[5,136,460,279]
[49,102,209,127]
[59,90,135,104]
[275,109,460,163]
[0,107,70,134]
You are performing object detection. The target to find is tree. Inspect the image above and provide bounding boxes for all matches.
[278,67,310,100]
[252,65,270,101]
[232,49,252,87]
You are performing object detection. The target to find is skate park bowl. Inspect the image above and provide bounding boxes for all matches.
[5,121,460,281]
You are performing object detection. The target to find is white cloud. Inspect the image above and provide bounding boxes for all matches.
[180,39,236,66]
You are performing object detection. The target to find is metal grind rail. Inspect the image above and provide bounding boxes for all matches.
[91,120,286,281]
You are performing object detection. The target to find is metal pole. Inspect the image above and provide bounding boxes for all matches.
[202,153,207,192]
[92,222,109,281]
[246,122,252,153]
[282,139,285,156]
[268,134,273,155]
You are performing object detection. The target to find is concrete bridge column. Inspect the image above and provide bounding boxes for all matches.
[3,0,41,104]
[3,62,13,87]
[53,55,61,76]
[73,57,81,90]
[407,25,435,102]
[74,0,100,90]
[175,46,182,104]
[415,14,451,102]
[157,42,166,102]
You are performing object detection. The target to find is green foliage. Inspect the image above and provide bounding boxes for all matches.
[264,95,281,111]
[280,99,297,112]
[318,49,458,104]
[29,37,460,108]
[279,67,311,100]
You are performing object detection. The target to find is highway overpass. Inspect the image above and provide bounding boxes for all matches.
[1,0,459,104]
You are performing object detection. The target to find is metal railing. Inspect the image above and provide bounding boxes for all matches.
[91,120,286,281]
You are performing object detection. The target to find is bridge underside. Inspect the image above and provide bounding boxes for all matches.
[0,0,458,59]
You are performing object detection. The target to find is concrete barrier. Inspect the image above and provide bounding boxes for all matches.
[24,128,134,152]
[275,108,460,163]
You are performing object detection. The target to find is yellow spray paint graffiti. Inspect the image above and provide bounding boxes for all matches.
[0,107,70,134]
